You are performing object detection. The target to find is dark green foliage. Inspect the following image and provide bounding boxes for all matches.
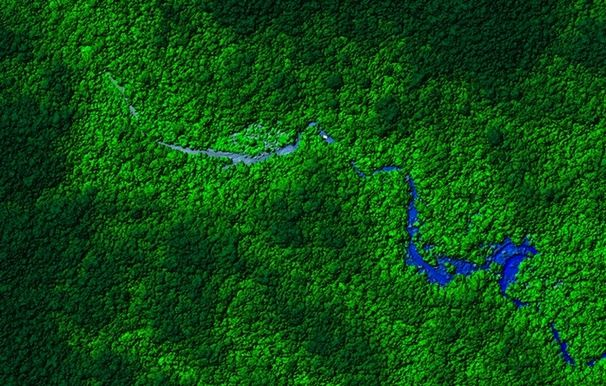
[402,0,562,100]
[0,26,32,62]
[373,94,402,137]
[375,95,400,124]
[204,0,305,35]
[486,126,504,147]
[268,203,305,247]
[409,70,430,91]
[560,17,606,75]
[0,75,74,205]
[326,73,344,90]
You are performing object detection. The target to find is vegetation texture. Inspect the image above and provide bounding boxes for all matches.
[3,0,606,384]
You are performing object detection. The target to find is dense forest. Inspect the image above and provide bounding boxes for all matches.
[3,0,606,384]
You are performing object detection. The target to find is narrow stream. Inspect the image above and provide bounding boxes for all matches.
[107,73,138,117]
[551,323,575,365]
[157,122,334,164]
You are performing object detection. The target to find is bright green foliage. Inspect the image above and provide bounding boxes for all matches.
[3,0,606,384]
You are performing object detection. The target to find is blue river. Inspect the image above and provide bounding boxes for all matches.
[134,102,604,368]
[402,174,606,367]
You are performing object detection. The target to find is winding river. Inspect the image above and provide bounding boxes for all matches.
[162,127,603,367]
[404,175,606,366]
[108,73,605,367]
[404,175,536,302]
